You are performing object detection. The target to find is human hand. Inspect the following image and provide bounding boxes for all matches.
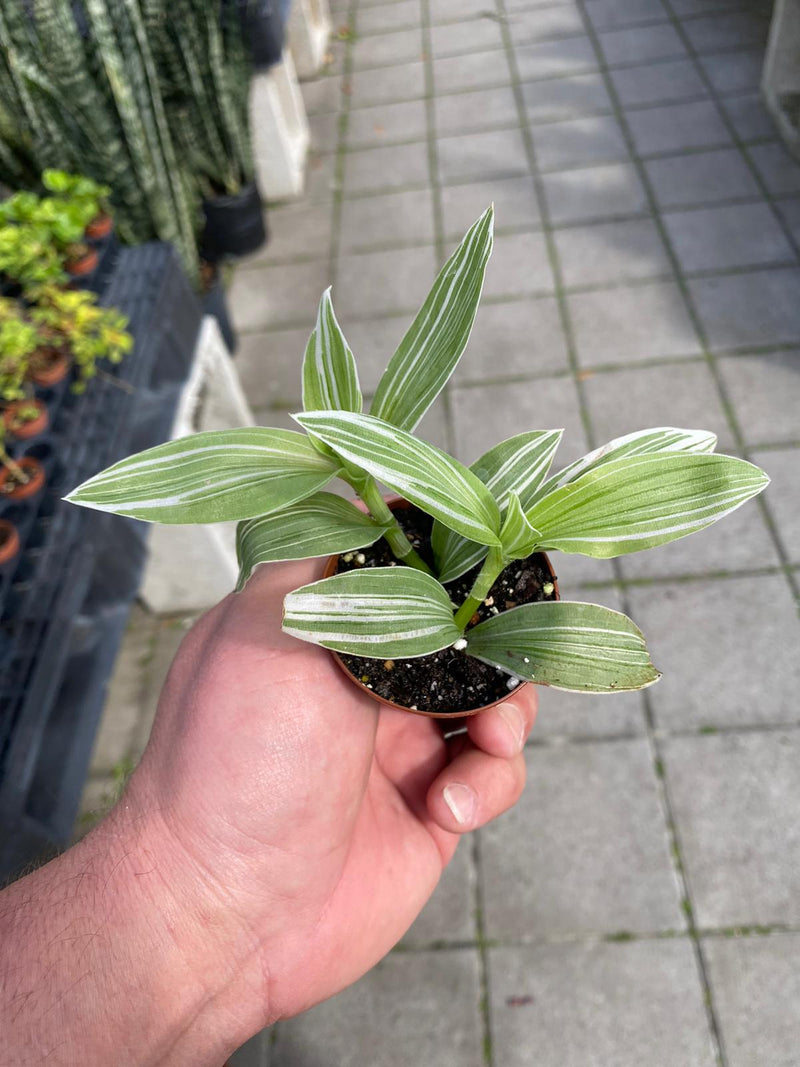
[131,556,536,1033]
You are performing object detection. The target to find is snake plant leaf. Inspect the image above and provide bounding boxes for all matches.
[370,206,494,432]
[282,567,462,658]
[302,287,362,415]
[235,493,390,590]
[433,429,564,582]
[499,492,542,561]
[66,428,341,524]
[466,601,661,692]
[530,426,718,506]
[526,452,769,558]
[295,411,503,547]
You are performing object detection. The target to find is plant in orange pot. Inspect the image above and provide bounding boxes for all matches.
[66,208,769,716]
[41,170,114,242]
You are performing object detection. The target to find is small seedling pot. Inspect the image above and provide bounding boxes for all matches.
[67,246,99,277]
[85,212,113,242]
[0,456,45,502]
[28,347,71,388]
[0,519,20,568]
[322,498,560,719]
[2,399,49,440]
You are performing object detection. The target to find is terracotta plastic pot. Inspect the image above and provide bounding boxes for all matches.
[322,499,560,719]
[2,398,49,440]
[67,247,99,277]
[0,519,20,567]
[0,456,45,501]
[28,347,71,388]
[85,212,113,241]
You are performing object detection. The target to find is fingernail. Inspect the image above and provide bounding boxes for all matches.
[499,701,526,752]
[443,782,476,826]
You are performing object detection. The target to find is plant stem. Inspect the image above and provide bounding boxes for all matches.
[358,478,434,575]
[453,546,505,631]
[0,445,29,487]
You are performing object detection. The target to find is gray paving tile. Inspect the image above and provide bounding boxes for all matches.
[429,14,503,56]
[437,127,529,183]
[351,26,423,70]
[349,61,426,106]
[274,950,483,1066]
[719,92,778,141]
[346,97,428,149]
[543,545,617,586]
[450,375,589,467]
[481,739,683,937]
[776,196,800,243]
[514,35,598,80]
[301,74,343,115]
[434,84,519,136]
[599,22,687,64]
[718,352,800,446]
[339,313,409,393]
[704,934,800,1067]
[747,141,800,196]
[240,202,332,266]
[532,113,629,170]
[432,48,511,94]
[335,244,438,319]
[583,0,669,30]
[230,259,330,331]
[508,2,586,43]
[340,188,435,253]
[568,279,701,365]
[698,47,764,95]
[751,447,800,564]
[582,361,736,451]
[488,941,715,1067]
[415,403,451,452]
[402,841,475,944]
[482,231,555,297]
[619,485,779,578]
[521,72,614,124]
[441,175,540,240]
[543,161,648,223]
[555,218,672,287]
[664,732,800,926]
[644,147,761,207]
[455,295,569,382]
[664,202,797,273]
[357,0,420,35]
[680,10,770,52]
[429,0,493,22]
[670,0,748,13]
[689,268,800,350]
[235,326,308,407]
[308,110,340,155]
[627,99,732,155]
[343,140,429,194]
[610,57,709,107]
[229,1028,270,1067]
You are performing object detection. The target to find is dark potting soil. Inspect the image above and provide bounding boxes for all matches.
[335,504,558,713]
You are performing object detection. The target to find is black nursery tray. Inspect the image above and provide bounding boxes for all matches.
[0,243,203,878]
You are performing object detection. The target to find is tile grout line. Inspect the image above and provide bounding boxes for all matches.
[327,0,362,289]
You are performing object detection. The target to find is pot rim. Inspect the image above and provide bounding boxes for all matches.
[67,247,99,276]
[322,497,560,719]
[0,456,45,501]
[3,398,49,439]
[0,518,20,565]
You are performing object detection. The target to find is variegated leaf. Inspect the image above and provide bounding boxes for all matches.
[432,430,563,583]
[499,492,541,560]
[370,206,494,431]
[235,493,390,590]
[302,287,362,415]
[66,429,341,523]
[282,567,462,657]
[466,601,661,692]
[294,411,503,546]
[526,452,769,557]
[530,426,718,506]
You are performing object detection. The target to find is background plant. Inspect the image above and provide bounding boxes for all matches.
[67,208,770,696]
[0,298,41,401]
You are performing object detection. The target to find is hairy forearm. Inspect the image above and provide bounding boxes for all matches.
[0,787,266,1066]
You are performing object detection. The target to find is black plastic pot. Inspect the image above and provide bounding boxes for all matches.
[227,0,287,69]
[201,182,267,262]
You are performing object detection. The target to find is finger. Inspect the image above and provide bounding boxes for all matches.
[466,689,537,759]
[426,744,527,833]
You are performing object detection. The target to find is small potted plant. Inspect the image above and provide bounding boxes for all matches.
[41,170,114,242]
[0,224,66,291]
[0,430,45,503]
[67,208,770,714]
[34,196,98,276]
[0,299,40,401]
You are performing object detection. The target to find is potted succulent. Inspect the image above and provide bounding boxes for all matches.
[41,170,114,242]
[67,208,770,715]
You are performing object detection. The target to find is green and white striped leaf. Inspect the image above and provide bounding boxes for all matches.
[302,287,362,415]
[466,601,661,692]
[282,567,462,658]
[295,411,503,547]
[530,426,718,506]
[432,430,563,583]
[66,428,341,524]
[370,206,494,432]
[499,492,542,560]
[526,452,769,557]
[235,493,390,591]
